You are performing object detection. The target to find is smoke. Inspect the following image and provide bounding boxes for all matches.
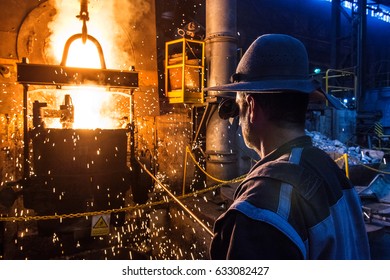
[47,0,151,70]
[116,0,151,25]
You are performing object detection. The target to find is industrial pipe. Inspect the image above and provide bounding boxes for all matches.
[205,0,239,181]
[205,0,238,94]
[356,0,367,112]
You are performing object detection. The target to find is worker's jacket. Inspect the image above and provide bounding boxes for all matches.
[210,136,370,259]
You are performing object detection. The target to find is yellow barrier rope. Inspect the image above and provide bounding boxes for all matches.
[0,170,233,223]
[333,153,390,176]
[359,163,390,175]
[0,200,165,222]
[334,155,345,162]
[185,146,246,184]
[136,159,214,236]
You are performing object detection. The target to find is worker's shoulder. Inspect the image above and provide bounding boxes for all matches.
[301,145,336,163]
[246,158,308,185]
[234,160,304,202]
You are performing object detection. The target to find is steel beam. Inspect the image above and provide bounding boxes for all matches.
[17,61,138,89]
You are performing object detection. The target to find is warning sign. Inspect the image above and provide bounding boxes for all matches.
[91,214,110,236]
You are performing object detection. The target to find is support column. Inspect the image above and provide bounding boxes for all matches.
[205,0,239,181]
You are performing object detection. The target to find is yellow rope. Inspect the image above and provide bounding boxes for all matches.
[0,171,236,223]
[359,163,390,175]
[0,200,165,222]
[334,153,390,175]
[185,146,246,184]
[334,155,345,162]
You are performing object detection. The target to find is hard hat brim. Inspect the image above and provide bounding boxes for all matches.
[205,79,345,109]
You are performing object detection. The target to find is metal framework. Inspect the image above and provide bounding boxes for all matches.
[16,59,138,181]
[164,37,205,104]
[17,61,138,89]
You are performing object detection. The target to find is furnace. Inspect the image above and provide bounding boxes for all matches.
[15,1,141,236]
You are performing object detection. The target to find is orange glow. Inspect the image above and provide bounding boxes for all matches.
[45,0,133,129]
[34,88,130,129]
[48,1,120,68]
[65,40,102,68]
[66,87,117,129]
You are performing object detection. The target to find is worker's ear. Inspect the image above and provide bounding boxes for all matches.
[246,94,257,123]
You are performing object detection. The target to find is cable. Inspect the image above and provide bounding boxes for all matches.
[136,159,214,237]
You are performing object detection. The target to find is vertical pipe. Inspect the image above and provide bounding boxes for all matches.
[330,0,341,70]
[23,83,29,181]
[205,0,238,93]
[205,0,238,181]
[182,147,188,195]
[356,0,367,112]
[129,90,135,161]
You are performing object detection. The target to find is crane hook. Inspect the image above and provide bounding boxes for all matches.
[76,0,89,44]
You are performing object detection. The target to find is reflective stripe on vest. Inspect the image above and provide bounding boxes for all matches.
[277,147,303,219]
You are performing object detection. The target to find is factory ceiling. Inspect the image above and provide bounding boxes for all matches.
[373,0,390,6]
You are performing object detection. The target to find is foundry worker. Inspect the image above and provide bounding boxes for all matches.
[206,34,370,259]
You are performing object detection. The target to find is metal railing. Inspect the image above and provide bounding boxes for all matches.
[324,69,357,95]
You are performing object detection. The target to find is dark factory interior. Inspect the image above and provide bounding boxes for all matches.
[1,0,390,260]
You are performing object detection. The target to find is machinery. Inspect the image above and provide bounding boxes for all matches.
[9,1,146,237]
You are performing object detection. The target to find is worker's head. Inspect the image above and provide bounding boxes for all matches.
[208,34,343,120]
[236,91,309,129]
[234,90,309,151]
[207,34,335,151]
